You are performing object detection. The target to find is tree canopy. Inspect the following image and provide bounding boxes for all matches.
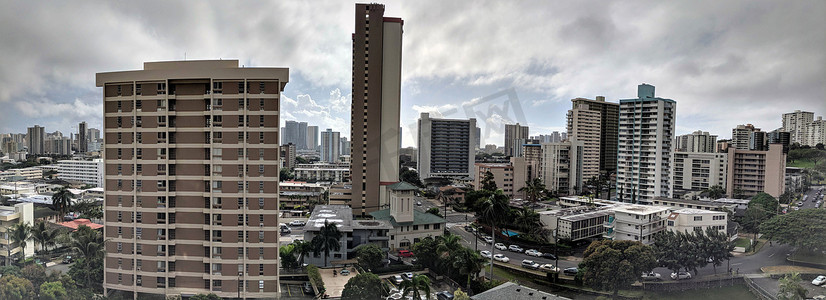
[777,272,808,300]
[580,240,657,297]
[749,192,779,213]
[759,209,826,249]
[341,272,384,300]
[480,171,497,192]
[356,244,385,271]
[0,275,35,300]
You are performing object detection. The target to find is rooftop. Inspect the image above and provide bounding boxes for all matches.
[58,219,103,231]
[611,204,670,215]
[471,282,569,300]
[370,209,447,227]
[305,205,392,232]
[670,208,725,215]
[387,181,418,191]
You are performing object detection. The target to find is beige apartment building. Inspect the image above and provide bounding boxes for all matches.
[673,152,728,199]
[350,3,403,216]
[539,139,584,196]
[666,208,727,234]
[474,158,526,199]
[97,60,287,298]
[0,202,35,265]
[567,101,602,180]
[726,144,786,198]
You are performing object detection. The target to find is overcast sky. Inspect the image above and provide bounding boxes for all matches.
[0,0,824,147]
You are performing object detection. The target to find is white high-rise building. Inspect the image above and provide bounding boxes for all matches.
[539,139,584,196]
[617,84,676,203]
[675,130,717,153]
[782,110,814,145]
[802,116,826,147]
[320,129,341,163]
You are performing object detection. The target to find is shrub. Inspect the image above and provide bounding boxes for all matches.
[307,265,325,293]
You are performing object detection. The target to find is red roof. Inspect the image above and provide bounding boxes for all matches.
[58,219,103,231]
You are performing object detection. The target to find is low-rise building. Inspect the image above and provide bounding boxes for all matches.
[328,183,352,206]
[472,282,569,300]
[604,204,670,245]
[57,159,103,187]
[666,208,727,234]
[538,206,609,241]
[649,197,735,212]
[302,205,392,267]
[436,186,466,206]
[0,202,35,263]
[0,167,43,180]
[370,182,446,251]
[294,162,351,183]
[279,181,327,210]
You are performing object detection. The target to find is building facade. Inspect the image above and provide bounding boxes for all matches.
[666,208,727,234]
[306,125,318,151]
[604,204,670,245]
[474,159,526,199]
[97,60,287,298]
[27,125,45,155]
[539,139,584,196]
[280,143,296,171]
[504,123,529,157]
[566,102,601,180]
[570,96,619,175]
[370,182,446,250]
[726,143,786,198]
[320,129,340,163]
[616,84,676,203]
[417,113,476,180]
[57,159,104,187]
[294,163,351,183]
[675,130,717,153]
[303,205,392,267]
[731,124,761,150]
[672,152,728,199]
[79,122,88,153]
[782,110,814,145]
[802,116,826,147]
[350,3,403,216]
[0,202,35,264]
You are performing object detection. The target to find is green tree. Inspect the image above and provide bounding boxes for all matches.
[700,227,735,274]
[426,207,442,217]
[293,239,313,267]
[741,206,770,241]
[311,220,342,267]
[31,221,58,256]
[436,232,462,257]
[400,167,424,188]
[9,222,32,262]
[518,178,546,205]
[411,237,440,271]
[480,171,497,192]
[750,192,779,213]
[450,247,484,290]
[777,272,807,300]
[400,274,431,300]
[453,288,470,300]
[579,240,657,298]
[0,275,35,300]
[513,207,541,233]
[39,281,67,300]
[20,264,46,294]
[341,272,383,300]
[759,209,826,249]
[51,188,73,218]
[70,200,102,220]
[67,225,103,291]
[463,189,492,211]
[190,293,223,300]
[280,168,294,181]
[280,244,298,269]
[704,185,726,199]
[356,244,385,271]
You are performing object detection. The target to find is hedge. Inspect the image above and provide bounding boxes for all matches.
[307,264,325,293]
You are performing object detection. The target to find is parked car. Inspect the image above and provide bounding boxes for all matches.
[812,275,826,286]
[303,282,313,293]
[340,269,350,276]
[416,201,422,206]
[436,291,455,300]
[521,259,540,270]
[493,254,510,263]
[541,252,558,260]
[483,236,494,244]
[670,271,692,280]
[63,256,73,264]
[508,245,524,253]
[539,264,557,273]
[289,220,306,227]
[480,250,492,258]
[642,272,662,281]
[494,243,507,250]
[398,250,414,257]
[393,275,404,284]
[525,249,542,257]
[563,267,578,276]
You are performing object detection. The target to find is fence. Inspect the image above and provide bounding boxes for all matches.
[641,275,743,292]
[743,276,775,300]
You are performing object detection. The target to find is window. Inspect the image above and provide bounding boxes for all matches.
[259,198,264,209]
[667,220,675,226]
[136,227,142,239]
[259,280,264,290]
[136,212,142,223]
[693,216,703,221]
[259,264,264,275]
[116,242,122,253]
[238,197,245,208]
[136,275,142,286]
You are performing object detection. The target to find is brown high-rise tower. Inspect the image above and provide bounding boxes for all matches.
[350,3,403,216]
[97,60,288,299]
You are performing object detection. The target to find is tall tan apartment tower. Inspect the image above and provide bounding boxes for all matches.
[570,96,619,175]
[567,101,602,181]
[97,60,288,299]
[351,3,403,216]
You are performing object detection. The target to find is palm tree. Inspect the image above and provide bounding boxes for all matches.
[436,232,461,257]
[293,239,312,267]
[70,225,104,287]
[452,247,484,291]
[475,190,510,276]
[518,178,546,206]
[400,274,431,300]
[311,220,342,267]
[52,188,73,218]
[513,207,540,233]
[777,272,808,300]
[30,221,57,256]
[9,222,32,262]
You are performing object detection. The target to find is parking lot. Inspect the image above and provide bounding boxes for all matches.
[280,283,313,299]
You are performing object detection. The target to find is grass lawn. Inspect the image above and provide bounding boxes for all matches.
[641,285,755,300]
[761,265,826,275]
[789,250,826,266]
[733,237,751,248]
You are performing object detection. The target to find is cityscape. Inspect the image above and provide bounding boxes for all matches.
[0,1,824,300]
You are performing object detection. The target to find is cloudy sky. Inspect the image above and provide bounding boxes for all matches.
[0,0,824,147]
